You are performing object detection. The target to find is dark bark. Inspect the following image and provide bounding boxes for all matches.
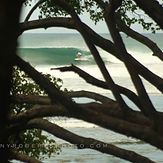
[24,0,46,22]
[0,0,23,161]
[53,65,142,109]
[12,91,115,105]
[11,0,163,162]
[116,16,163,61]
[54,0,130,112]
[104,0,157,122]
[133,0,163,29]
[20,17,163,93]
[9,99,151,126]
[20,17,74,34]
[27,118,155,163]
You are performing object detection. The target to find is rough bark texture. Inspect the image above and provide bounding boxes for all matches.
[27,118,155,163]
[133,0,163,29]
[0,0,22,161]
[7,0,163,162]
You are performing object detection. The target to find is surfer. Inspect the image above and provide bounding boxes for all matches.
[75,52,88,61]
[76,52,82,58]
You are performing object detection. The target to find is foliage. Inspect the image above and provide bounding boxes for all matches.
[117,0,160,33]
[10,66,61,160]
[35,0,161,32]
[38,0,103,23]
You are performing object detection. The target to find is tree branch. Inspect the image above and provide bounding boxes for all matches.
[20,17,74,34]
[133,0,163,29]
[9,100,151,127]
[52,65,142,109]
[68,90,115,104]
[104,0,158,122]
[54,0,130,112]
[9,95,163,150]
[24,0,46,22]
[19,17,163,92]
[27,118,155,163]
[116,15,163,61]
[12,90,115,105]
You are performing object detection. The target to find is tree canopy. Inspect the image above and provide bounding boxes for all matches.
[1,0,163,162]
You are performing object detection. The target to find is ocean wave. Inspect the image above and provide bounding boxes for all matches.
[18,47,93,65]
[18,46,163,67]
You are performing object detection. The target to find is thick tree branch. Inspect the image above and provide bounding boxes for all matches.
[9,94,163,151]
[27,118,155,163]
[20,17,74,34]
[24,0,46,22]
[104,0,158,123]
[15,55,82,116]
[9,104,69,123]
[9,101,151,127]
[133,0,163,29]
[0,0,23,161]
[52,65,142,109]
[116,16,163,61]
[54,0,130,112]
[19,18,163,92]
[12,94,50,105]
[12,91,114,105]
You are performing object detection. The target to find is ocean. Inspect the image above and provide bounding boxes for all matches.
[16,33,163,162]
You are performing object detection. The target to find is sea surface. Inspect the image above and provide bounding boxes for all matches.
[15,33,163,162]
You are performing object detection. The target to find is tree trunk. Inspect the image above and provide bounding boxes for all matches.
[0,0,22,161]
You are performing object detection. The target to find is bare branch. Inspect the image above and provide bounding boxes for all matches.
[9,104,69,123]
[19,17,163,92]
[67,90,115,104]
[27,118,155,163]
[12,91,114,105]
[12,94,50,105]
[53,65,142,109]
[53,0,130,112]
[8,99,163,150]
[20,17,74,34]
[133,0,163,29]
[10,96,151,126]
[24,0,46,22]
[116,15,163,61]
[104,0,158,122]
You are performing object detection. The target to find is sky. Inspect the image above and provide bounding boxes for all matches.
[20,4,110,33]
[20,3,152,34]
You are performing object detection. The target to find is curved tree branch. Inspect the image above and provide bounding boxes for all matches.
[53,0,130,112]
[104,0,157,122]
[133,0,163,29]
[67,90,115,104]
[14,56,163,150]
[27,118,155,163]
[12,91,114,105]
[52,65,142,109]
[24,0,46,22]
[19,17,163,92]
[116,15,163,61]
[20,17,74,34]
[9,101,151,127]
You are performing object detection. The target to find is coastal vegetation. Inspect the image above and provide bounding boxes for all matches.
[1,0,163,162]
